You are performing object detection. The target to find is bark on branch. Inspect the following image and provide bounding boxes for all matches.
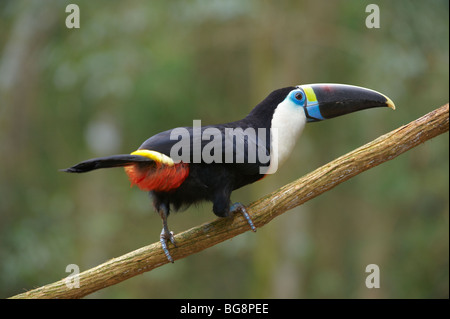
[10,103,449,299]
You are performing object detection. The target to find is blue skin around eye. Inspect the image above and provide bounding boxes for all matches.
[289,91,306,107]
[288,90,324,121]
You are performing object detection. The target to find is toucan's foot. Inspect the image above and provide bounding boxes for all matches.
[230,202,257,232]
[160,228,177,263]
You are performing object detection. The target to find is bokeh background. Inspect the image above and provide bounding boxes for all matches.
[0,0,448,298]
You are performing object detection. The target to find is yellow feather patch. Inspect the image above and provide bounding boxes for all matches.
[130,149,174,166]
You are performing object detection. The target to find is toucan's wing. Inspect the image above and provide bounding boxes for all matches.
[139,124,270,176]
[220,124,270,176]
[138,129,182,157]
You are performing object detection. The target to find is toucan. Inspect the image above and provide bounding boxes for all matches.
[63,83,395,262]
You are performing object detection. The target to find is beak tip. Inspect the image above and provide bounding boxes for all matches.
[387,100,396,110]
[384,95,396,110]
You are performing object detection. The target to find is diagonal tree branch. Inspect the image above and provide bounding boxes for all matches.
[10,103,449,299]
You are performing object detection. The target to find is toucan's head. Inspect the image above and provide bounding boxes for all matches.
[288,83,395,122]
[255,83,395,173]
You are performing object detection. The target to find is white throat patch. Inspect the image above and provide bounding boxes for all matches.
[267,98,307,173]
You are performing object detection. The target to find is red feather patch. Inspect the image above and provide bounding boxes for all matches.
[124,162,189,192]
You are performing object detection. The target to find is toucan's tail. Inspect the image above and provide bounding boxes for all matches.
[61,154,153,173]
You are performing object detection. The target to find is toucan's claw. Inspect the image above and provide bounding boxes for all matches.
[231,202,257,232]
[160,228,177,263]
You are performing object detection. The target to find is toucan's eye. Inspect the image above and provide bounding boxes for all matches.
[295,92,304,101]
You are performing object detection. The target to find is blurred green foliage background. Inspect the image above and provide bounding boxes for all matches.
[0,0,448,298]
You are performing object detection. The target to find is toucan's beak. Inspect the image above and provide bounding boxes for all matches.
[298,83,395,122]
